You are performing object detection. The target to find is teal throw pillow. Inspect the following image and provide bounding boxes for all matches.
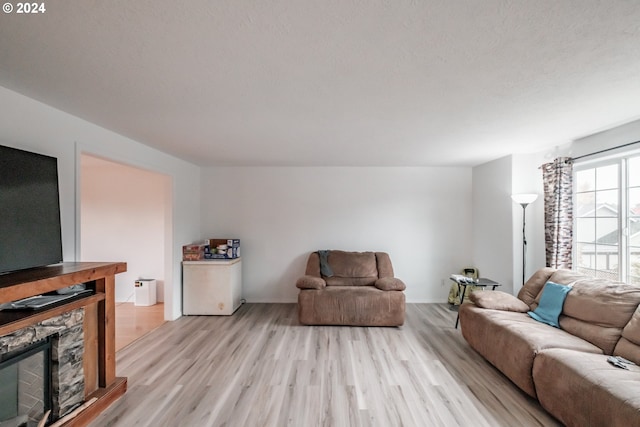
[527,281,571,328]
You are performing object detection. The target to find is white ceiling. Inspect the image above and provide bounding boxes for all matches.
[1,1,639,167]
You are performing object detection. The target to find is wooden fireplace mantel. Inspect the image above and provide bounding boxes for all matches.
[0,262,127,426]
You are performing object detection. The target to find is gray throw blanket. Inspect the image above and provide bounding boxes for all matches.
[318,250,334,277]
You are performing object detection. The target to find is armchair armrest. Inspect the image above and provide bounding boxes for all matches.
[296,275,326,289]
[374,277,406,291]
[469,290,530,312]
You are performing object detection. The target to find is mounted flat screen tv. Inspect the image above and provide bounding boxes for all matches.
[0,145,63,274]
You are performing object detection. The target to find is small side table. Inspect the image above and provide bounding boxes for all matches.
[451,276,501,328]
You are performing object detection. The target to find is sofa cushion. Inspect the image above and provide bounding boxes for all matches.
[533,348,640,427]
[304,252,322,277]
[325,276,378,286]
[614,304,640,365]
[375,252,395,278]
[374,277,406,291]
[295,275,326,289]
[517,267,556,307]
[555,275,640,354]
[528,281,571,328]
[459,304,603,397]
[469,290,529,312]
[297,286,405,326]
[324,251,378,286]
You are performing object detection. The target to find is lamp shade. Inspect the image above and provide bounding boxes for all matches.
[511,193,538,205]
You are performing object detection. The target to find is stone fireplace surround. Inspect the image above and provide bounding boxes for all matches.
[0,309,85,422]
[0,262,127,426]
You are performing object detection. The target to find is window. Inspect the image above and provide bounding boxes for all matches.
[574,154,640,285]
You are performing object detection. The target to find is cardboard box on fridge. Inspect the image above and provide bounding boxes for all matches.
[204,247,240,259]
[182,243,210,261]
[205,239,240,259]
[204,249,240,259]
[183,243,209,252]
[207,239,240,248]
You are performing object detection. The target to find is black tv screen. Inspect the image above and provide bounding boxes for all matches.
[0,145,63,274]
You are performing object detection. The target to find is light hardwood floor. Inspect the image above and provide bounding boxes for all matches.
[115,302,165,351]
[91,303,561,427]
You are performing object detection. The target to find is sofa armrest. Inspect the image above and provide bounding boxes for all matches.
[469,290,530,312]
[296,275,326,289]
[374,277,406,291]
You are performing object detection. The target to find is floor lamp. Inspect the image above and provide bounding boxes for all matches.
[511,193,538,286]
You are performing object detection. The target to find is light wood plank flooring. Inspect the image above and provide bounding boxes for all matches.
[115,302,165,351]
[91,303,561,427]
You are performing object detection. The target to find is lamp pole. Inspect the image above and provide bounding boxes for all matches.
[511,194,538,286]
[520,202,529,286]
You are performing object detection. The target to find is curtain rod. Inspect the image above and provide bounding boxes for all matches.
[566,139,640,163]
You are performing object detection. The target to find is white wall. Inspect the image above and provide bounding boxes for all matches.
[201,167,473,303]
[0,86,201,320]
[81,155,168,302]
[571,119,640,159]
[472,156,515,293]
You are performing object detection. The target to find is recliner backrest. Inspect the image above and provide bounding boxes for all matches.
[324,250,377,286]
[304,250,397,287]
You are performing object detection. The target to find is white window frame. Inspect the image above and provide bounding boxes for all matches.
[573,150,640,284]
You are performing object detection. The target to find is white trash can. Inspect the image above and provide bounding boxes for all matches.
[134,279,157,306]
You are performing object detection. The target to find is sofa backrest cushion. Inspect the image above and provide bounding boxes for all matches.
[305,252,322,277]
[324,250,378,286]
[549,272,640,354]
[614,305,640,364]
[520,268,640,354]
[375,252,394,278]
[517,267,556,307]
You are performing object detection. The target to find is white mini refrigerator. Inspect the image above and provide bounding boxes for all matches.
[182,258,242,315]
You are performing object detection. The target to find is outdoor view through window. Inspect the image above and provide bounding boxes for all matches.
[575,155,640,285]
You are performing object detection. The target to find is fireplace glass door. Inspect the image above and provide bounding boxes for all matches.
[0,338,52,427]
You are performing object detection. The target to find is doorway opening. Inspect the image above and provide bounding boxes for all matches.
[79,154,170,350]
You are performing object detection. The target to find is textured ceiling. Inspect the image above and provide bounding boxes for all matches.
[1,0,640,166]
